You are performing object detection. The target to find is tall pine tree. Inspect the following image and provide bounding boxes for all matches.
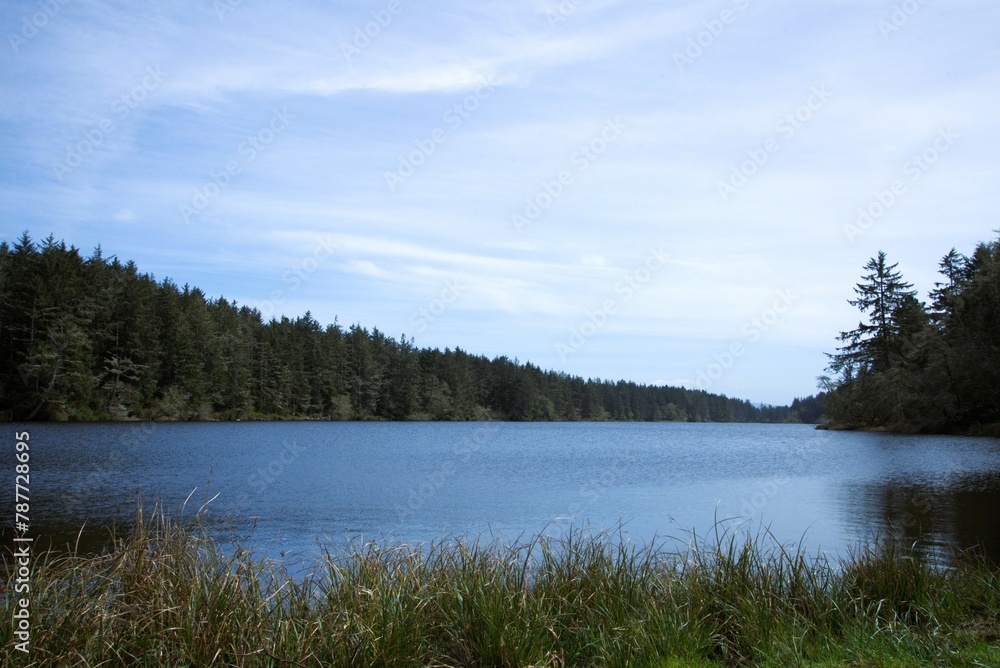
[828,251,917,378]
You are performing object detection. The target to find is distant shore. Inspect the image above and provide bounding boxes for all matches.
[817,421,1000,438]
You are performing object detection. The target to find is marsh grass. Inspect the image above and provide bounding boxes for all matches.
[3,505,999,667]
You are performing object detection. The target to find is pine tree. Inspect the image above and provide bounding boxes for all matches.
[1,232,802,424]
[929,248,967,327]
[828,251,917,378]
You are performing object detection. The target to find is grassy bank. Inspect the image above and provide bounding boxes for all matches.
[3,509,999,667]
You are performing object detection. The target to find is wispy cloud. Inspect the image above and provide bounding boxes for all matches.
[2,0,998,403]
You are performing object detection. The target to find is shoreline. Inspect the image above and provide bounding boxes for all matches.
[4,507,999,666]
[2,415,816,425]
[817,421,1000,438]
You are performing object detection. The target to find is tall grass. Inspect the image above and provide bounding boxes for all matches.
[3,505,999,667]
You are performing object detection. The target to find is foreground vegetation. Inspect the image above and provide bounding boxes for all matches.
[0,233,815,423]
[3,509,999,666]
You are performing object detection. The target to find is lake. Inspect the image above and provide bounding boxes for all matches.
[7,422,1000,565]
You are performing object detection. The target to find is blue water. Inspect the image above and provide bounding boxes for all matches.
[8,422,1000,563]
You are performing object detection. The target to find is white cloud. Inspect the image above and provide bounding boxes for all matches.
[2,0,999,404]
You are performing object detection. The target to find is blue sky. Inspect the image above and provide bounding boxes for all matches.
[2,0,998,405]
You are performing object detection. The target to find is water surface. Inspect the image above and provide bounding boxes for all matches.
[7,422,1000,564]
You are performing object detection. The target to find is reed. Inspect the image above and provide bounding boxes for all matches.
[3,505,998,667]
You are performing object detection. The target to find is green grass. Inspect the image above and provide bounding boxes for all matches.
[3,505,999,667]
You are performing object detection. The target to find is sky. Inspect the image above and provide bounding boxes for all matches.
[1,0,998,406]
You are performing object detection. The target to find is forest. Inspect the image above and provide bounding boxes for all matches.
[0,233,817,423]
[823,232,1000,434]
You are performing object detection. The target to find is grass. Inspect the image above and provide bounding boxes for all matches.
[3,505,999,667]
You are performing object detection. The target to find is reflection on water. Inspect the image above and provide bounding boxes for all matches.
[3,422,999,567]
[853,471,1000,564]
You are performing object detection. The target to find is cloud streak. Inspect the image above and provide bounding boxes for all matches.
[2,0,998,403]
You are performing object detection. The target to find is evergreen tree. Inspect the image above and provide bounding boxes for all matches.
[1,232,806,424]
[823,234,1000,432]
[828,251,917,379]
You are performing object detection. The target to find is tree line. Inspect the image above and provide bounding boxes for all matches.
[0,233,815,423]
[823,231,1000,434]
